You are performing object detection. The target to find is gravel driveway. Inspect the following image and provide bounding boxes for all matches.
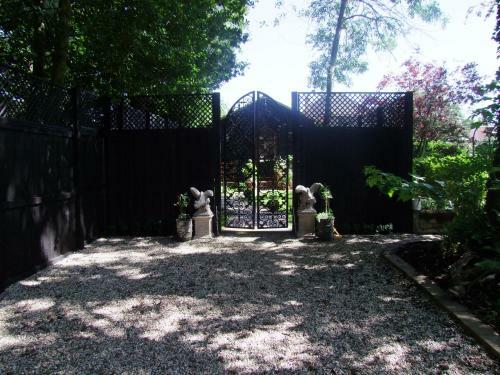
[0,234,498,374]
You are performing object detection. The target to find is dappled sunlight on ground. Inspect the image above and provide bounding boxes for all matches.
[0,234,497,373]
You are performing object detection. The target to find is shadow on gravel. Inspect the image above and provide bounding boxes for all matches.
[0,234,496,373]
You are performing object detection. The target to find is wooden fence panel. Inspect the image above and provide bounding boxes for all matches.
[0,121,77,289]
[106,128,217,235]
[293,92,413,233]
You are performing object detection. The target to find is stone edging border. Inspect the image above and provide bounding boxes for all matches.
[383,248,500,361]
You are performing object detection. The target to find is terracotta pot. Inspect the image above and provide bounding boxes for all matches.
[176,218,192,241]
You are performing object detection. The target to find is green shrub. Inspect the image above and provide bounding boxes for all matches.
[316,185,334,221]
[417,140,464,158]
[316,211,333,221]
[414,143,493,215]
[174,193,190,220]
[376,223,394,234]
[363,166,445,204]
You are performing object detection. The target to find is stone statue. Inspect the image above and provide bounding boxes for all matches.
[190,187,214,216]
[295,183,323,213]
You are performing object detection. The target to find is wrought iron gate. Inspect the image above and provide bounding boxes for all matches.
[222,91,292,229]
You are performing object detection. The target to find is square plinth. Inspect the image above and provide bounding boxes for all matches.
[193,215,213,239]
[297,211,316,237]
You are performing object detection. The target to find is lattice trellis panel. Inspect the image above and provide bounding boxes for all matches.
[297,92,407,128]
[112,94,214,130]
[0,66,72,127]
[79,90,105,129]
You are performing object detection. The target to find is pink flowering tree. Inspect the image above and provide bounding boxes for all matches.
[377,59,483,155]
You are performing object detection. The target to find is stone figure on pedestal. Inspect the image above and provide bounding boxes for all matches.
[294,183,323,237]
[190,187,214,238]
[295,183,323,213]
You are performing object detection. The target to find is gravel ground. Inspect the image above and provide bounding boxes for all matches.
[0,234,498,374]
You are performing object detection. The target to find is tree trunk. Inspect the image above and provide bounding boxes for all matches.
[51,0,71,84]
[32,0,46,77]
[324,0,348,126]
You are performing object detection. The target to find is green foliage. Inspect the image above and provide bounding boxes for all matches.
[0,0,251,94]
[365,138,498,290]
[376,223,394,234]
[242,159,256,181]
[174,193,190,220]
[273,155,293,187]
[319,185,332,201]
[316,211,333,221]
[365,141,494,216]
[316,185,334,221]
[363,165,445,204]
[225,182,253,202]
[469,79,499,129]
[261,190,286,212]
[418,140,463,158]
[414,143,493,215]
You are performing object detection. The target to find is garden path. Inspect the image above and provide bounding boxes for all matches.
[0,234,498,373]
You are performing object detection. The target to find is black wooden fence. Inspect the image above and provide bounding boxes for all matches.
[292,91,413,233]
[106,94,220,235]
[0,67,220,290]
[0,67,106,289]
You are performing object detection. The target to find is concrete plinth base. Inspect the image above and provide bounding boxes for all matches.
[297,211,316,237]
[193,215,213,239]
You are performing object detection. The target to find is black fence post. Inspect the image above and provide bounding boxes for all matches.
[145,111,151,130]
[404,91,414,177]
[72,86,84,249]
[212,92,221,235]
[103,96,112,234]
[291,91,298,112]
[291,91,299,235]
[404,91,414,233]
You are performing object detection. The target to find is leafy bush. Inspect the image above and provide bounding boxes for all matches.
[414,140,464,158]
[316,212,333,221]
[363,166,445,204]
[174,193,190,220]
[414,143,493,215]
[316,185,334,220]
[376,223,394,234]
[365,141,494,217]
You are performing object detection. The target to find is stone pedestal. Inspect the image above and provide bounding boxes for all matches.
[193,214,213,239]
[297,211,316,237]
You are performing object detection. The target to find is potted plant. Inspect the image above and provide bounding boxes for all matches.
[174,193,192,241]
[316,185,334,241]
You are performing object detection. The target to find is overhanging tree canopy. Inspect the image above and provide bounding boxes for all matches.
[0,0,252,95]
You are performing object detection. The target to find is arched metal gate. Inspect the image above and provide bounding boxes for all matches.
[222,91,292,229]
